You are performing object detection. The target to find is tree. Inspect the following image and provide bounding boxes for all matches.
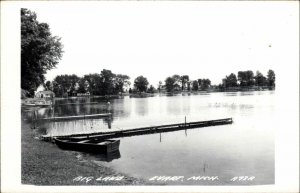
[187,81,191,91]
[254,71,267,86]
[223,73,238,88]
[192,80,199,91]
[267,69,275,87]
[172,74,181,90]
[202,79,211,90]
[165,77,175,92]
[197,79,203,89]
[83,80,90,92]
[21,8,63,95]
[52,74,80,97]
[77,79,90,93]
[52,80,63,97]
[238,70,254,86]
[158,81,163,92]
[181,75,189,90]
[134,76,149,92]
[44,80,53,91]
[114,74,130,93]
[198,78,211,90]
[82,73,101,95]
[148,85,155,93]
[237,71,246,86]
[99,69,116,95]
[218,83,224,90]
[246,71,255,86]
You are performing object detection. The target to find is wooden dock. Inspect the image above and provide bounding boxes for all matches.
[54,102,99,106]
[37,113,111,122]
[41,118,233,141]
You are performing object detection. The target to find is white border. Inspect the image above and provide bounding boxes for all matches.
[1,1,299,193]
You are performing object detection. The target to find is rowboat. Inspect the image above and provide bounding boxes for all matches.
[54,138,120,154]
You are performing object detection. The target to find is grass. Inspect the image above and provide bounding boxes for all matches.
[21,121,151,185]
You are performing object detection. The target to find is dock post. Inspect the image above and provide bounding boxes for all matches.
[33,110,37,129]
[185,116,186,128]
[160,133,162,143]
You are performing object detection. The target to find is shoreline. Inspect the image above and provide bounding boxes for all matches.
[43,88,276,100]
[21,121,153,185]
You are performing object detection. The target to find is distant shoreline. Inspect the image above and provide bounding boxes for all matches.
[52,87,275,100]
[21,87,275,102]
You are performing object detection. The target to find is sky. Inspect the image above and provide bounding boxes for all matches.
[22,1,298,87]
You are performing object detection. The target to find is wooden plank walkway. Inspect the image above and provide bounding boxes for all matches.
[41,118,233,141]
[36,113,111,122]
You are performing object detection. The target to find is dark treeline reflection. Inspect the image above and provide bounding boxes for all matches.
[22,92,273,137]
[22,97,133,136]
[166,96,191,116]
[23,97,132,119]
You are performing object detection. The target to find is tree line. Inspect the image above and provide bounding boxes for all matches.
[44,69,275,97]
[221,70,275,89]
[44,70,130,97]
[164,75,211,92]
[45,72,215,97]
[45,71,160,97]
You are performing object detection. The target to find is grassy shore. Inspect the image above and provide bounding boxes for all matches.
[21,121,152,185]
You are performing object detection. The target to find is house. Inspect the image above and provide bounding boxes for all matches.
[35,90,55,99]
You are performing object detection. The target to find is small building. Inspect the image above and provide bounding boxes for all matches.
[35,90,55,99]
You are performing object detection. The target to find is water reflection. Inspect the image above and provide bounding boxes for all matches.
[103,116,112,129]
[110,98,132,118]
[224,92,238,96]
[22,107,54,125]
[81,150,121,162]
[22,97,133,131]
[22,92,271,137]
[45,119,107,136]
[133,98,149,116]
[239,92,255,96]
[166,96,191,116]
[197,92,211,96]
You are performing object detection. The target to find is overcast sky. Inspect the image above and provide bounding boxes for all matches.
[22,1,298,86]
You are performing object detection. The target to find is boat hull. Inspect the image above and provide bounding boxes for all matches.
[54,138,120,154]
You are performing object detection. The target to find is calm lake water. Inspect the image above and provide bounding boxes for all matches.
[22,91,275,185]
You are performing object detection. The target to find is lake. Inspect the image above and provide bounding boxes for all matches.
[21,91,275,185]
